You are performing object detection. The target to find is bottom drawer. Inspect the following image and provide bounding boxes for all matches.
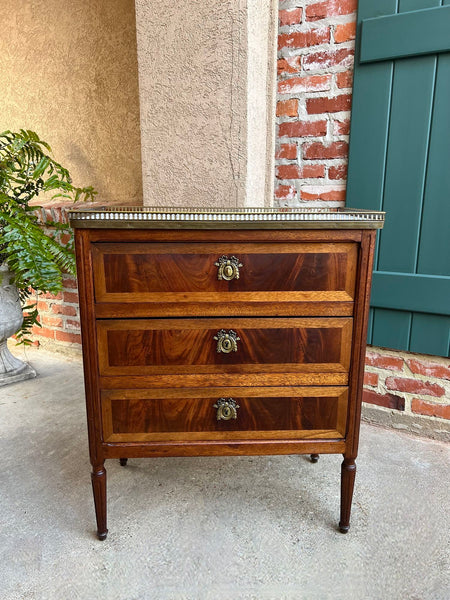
[101,387,348,443]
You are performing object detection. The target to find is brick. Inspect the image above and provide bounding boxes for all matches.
[302,164,326,178]
[276,164,326,180]
[306,0,357,21]
[278,26,330,51]
[276,99,298,118]
[32,326,55,340]
[59,233,72,246]
[278,74,331,95]
[52,304,78,316]
[407,359,450,381]
[51,207,66,224]
[301,185,346,201]
[303,141,348,160]
[329,164,348,180]
[277,57,300,76]
[333,119,351,135]
[335,21,357,44]
[276,164,302,180]
[307,94,352,114]
[279,7,303,26]
[41,316,63,328]
[363,389,405,411]
[274,185,297,201]
[55,330,82,344]
[62,276,78,290]
[66,319,81,330]
[37,301,50,312]
[365,351,404,371]
[336,71,353,89]
[40,291,63,300]
[364,371,378,387]
[42,208,53,223]
[275,143,297,160]
[411,399,450,420]
[279,120,327,138]
[385,377,445,398]
[303,48,354,72]
[63,291,79,304]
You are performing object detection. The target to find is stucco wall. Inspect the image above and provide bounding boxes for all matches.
[135,0,277,208]
[0,0,143,206]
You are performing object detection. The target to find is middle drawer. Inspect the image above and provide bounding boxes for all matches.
[97,317,353,380]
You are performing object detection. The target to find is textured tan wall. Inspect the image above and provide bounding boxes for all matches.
[135,0,276,208]
[0,0,143,206]
[247,0,278,207]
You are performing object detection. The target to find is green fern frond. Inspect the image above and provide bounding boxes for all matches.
[1,129,96,344]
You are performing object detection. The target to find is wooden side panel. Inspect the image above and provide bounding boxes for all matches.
[346,230,377,458]
[101,387,348,442]
[74,229,104,467]
[97,317,353,376]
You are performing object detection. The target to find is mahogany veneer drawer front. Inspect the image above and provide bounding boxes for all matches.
[70,206,384,540]
[101,387,348,443]
[96,317,353,378]
[92,241,358,317]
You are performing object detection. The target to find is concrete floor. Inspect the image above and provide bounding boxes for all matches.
[1,347,449,600]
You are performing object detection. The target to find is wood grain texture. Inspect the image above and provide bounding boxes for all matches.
[346,230,377,457]
[91,463,107,540]
[101,387,348,442]
[93,241,357,298]
[101,439,347,458]
[84,228,364,243]
[74,229,105,469]
[339,457,356,533]
[71,224,378,536]
[99,372,349,388]
[96,317,353,376]
[94,300,355,318]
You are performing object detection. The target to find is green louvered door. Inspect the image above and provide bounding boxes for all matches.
[347,0,450,356]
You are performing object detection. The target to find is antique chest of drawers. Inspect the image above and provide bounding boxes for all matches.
[70,207,384,540]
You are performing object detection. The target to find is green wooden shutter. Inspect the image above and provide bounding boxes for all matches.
[347,0,450,357]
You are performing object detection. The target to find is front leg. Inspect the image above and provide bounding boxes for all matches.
[91,462,108,540]
[339,456,356,533]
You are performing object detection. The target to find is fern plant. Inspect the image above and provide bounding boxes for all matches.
[0,129,97,344]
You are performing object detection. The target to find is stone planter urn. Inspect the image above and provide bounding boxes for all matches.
[0,264,36,386]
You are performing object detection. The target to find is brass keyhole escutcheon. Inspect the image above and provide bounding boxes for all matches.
[214,398,239,421]
[222,338,232,351]
[224,264,234,278]
[213,329,240,353]
[215,255,243,281]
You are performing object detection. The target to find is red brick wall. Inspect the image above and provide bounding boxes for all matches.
[276,0,356,205]
[26,1,449,438]
[364,349,450,426]
[274,0,449,437]
[29,204,82,348]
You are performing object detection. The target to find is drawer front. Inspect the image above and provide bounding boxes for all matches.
[101,387,348,442]
[92,242,357,306]
[97,317,353,377]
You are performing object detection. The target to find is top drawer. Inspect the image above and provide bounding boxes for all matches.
[92,242,357,316]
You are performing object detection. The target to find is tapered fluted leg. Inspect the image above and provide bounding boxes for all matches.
[119,458,128,466]
[339,456,356,533]
[91,462,107,540]
[310,454,319,463]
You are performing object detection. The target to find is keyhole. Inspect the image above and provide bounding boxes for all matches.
[222,406,231,419]
[222,338,232,351]
[224,264,233,278]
